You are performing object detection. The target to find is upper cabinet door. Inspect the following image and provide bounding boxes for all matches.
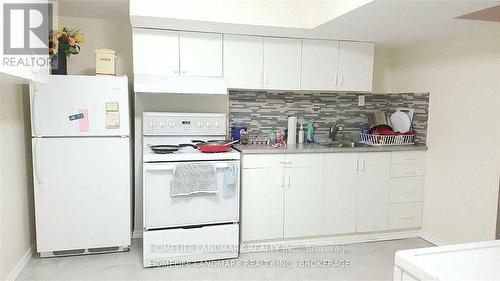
[337,41,374,92]
[263,37,302,90]
[179,32,223,77]
[301,39,339,91]
[224,34,264,89]
[132,29,179,76]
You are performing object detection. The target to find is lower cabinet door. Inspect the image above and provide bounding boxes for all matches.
[284,166,324,238]
[356,152,391,232]
[323,153,358,235]
[241,167,284,241]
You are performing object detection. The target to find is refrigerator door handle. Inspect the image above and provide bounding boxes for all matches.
[33,138,44,187]
[31,87,38,136]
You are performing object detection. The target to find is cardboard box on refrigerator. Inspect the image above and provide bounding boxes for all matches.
[95,49,116,76]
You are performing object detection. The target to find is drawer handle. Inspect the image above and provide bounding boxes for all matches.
[280,161,292,165]
[400,215,414,219]
[405,158,417,161]
[401,189,415,193]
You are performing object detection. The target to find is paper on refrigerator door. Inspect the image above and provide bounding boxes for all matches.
[78,108,89,132]
[105,102,120,129]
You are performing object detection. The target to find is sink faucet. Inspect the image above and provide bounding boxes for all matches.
[329,123,344,143]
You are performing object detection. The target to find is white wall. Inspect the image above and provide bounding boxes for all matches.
[0,75,34,280]
[58,16,133,77]
[375,27,500,244]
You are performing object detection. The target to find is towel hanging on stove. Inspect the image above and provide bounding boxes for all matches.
[172,163,217,196]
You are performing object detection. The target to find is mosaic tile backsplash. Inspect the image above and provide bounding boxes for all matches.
[229,91,430,144]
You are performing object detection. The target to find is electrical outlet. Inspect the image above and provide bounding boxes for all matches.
[358,95,365,106]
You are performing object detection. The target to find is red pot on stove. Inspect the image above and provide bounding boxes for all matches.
[180,140,238,153]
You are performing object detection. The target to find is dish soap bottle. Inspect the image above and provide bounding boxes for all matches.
[306,122,314,143]
[298,123,305,144]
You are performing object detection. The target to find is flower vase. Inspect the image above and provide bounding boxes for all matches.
[51,52,67,75]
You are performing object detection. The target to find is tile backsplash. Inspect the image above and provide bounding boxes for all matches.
[229,91,429,144]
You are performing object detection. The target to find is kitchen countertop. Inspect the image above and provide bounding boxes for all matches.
[233,143,428,154]
[394,240,500,281]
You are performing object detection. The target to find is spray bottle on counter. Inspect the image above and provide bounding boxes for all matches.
[298,123,305,144]
[306,122,314,143]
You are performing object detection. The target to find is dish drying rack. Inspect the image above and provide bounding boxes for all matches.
[360,133,415,146]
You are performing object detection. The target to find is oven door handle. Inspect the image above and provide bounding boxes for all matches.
[215,163,230,169]
[144,165,176,172]
[145,163,232,171]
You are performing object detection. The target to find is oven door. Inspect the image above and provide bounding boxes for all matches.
[143,160,240,230]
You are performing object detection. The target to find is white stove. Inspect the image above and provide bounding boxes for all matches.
[142,112,240,267]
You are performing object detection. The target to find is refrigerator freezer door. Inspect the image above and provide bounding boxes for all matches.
[30,75,129,137]
[33,137,131,253]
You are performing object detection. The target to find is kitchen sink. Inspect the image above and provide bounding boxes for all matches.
[320,142,367,148]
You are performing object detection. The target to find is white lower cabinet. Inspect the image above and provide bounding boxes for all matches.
[284,164,324,238]
[323,153,358,235]
[241,151,425,243]
[241,154,324,241]
[356,152,392,232]
[241,166,284,241]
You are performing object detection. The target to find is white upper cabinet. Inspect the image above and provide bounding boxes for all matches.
[263,37,302,90]
[224,35,264,89]
[132,29,179,76]
[337,41,374,92]
[301,39,339,91]
[179,32,223,77]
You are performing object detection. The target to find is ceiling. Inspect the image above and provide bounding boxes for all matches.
[457,4,500,22]
[58,0,500,47]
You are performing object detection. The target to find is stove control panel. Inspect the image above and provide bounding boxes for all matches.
[143,112,227,136]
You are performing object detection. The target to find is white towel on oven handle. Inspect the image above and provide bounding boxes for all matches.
[171,163,217,196]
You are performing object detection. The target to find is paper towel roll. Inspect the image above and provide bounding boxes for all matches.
[287,116,297,145]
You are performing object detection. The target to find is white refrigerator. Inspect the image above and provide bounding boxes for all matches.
[30,75,131,257]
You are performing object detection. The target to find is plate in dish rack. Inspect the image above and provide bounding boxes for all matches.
[390,111,411,132]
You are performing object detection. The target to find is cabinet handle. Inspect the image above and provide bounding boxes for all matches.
[405,158,417,161]
[287,175,291,188]
[260,74,263,86]
[334,73,338,86]
[400,215,414,219]
[281,173,285,188]
[359,159,365,171]
[339,74,344,86]
[353,158,358,170]
[181,70,187,74]
[401,189,415,193]
[265,73,269,85]
[173,70,179,74]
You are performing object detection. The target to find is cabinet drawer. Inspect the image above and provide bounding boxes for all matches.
[284,153,324,168]
[388,202,422,229]
[390,177,424,203]
[391,151,426,165]
[243,154,284,169]
[391,163,425,177]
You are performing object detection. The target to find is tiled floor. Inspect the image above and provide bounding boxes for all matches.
[17,238,433,281]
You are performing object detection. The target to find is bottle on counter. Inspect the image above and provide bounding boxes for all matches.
[298,123,305,144]
[306,122,314,143]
